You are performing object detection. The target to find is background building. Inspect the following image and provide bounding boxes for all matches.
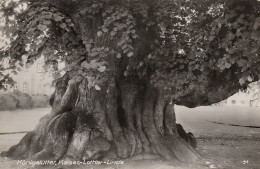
[215,82,260,107]
[1,57,55,96]
[225,92,260,107]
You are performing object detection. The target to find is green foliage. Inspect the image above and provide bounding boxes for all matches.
[0,0,260,95]
[31,94,50,108]
[0,92,49,111]
[0,93,18,110]
[13,91,33,109]
[146,0,260,98]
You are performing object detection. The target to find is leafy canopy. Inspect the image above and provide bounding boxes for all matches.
[1,0,260,104]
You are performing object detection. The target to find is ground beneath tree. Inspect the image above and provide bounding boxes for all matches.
[0,106,260,169]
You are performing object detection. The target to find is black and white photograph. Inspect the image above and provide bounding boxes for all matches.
[0,0,260,169]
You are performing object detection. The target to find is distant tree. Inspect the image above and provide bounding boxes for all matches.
[1,0,260,162]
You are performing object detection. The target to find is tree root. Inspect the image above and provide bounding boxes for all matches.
[1,80,200,163]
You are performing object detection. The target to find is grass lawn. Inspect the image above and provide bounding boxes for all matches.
[0,106,259,169]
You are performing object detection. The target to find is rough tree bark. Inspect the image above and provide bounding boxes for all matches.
[0,72,200,162]
[1,0,256,163]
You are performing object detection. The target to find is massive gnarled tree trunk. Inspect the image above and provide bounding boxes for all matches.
[1,73,199,162]
[1,0,260,163]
